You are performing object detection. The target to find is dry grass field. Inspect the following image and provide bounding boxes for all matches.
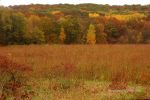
[0,45,150,99]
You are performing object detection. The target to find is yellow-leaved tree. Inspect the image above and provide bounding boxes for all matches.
[89,13,100,18]
[59,27,66,43]
[86,24,96,44]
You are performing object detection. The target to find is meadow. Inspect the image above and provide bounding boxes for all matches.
[0,45,150,100]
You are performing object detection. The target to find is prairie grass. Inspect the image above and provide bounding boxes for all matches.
[0,44,150,99]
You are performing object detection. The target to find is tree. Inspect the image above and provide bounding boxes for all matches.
[86,24,96,44]
[40,16,58,43]
[105,23,119,43]
[96,24,107,44]
[89,13,100,18]
[48,33,58,44]
[136,32,143,43]
[40,16,52,35]
[28,15,41,32]
[8,12,27,44]
[24,28,45,44]
[142,21,150,43]
[60,17,80,44]
[0,8,12,45]
[127,29,143,43]
[25,15,45,44]
[78,17,91,44]
[126,16,144,31]
[104,18,126,43]
[98,32,107,44]
[59,27,66,43]
[118,35,129,44]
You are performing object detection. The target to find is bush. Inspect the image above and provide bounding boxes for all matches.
[0,55,32,99]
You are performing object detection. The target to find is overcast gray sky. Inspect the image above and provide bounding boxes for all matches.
[1,0,150,6]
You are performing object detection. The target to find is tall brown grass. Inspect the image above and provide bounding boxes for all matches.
[0,45,150,88]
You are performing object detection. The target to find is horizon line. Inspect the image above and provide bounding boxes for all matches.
[1,3,150,7]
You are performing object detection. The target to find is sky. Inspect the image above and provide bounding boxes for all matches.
[1,0,150,6]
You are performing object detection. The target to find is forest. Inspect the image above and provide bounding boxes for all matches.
[0,4,150,45]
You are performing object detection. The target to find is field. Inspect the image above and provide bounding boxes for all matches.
[0,45,150,100]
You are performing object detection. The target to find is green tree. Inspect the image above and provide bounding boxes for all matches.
[40,17,52,35]
[40,16,60,44]
[60,17,80,44]
[86,24,96,44]
[0,7,12,45]
[8,12,27,44]
[25,15,45,44]
[24,28,45,44]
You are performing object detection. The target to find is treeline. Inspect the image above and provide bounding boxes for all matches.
[0,4,150,45]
